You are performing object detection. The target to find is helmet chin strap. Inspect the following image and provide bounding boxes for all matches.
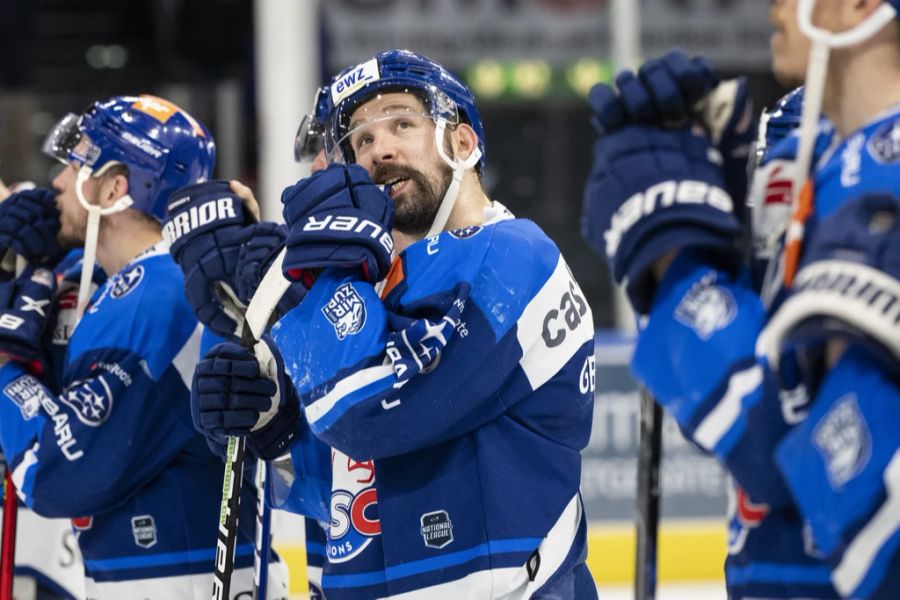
[74,166,135,321]
[426,118,483,238]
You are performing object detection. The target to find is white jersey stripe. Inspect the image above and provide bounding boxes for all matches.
[833,450,900,597]
[171,323,203,389]
[695,365,763,452]
[305,364,394,426]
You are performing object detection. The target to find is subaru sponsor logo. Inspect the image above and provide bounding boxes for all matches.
[131,515,158,548]
[62,376,114,427]
[420,510,453,549]
[814,394,871,489]
[322,283,368,340]
[674,272,736,340]
[110,265,145,299]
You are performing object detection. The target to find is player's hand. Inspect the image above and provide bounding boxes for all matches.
[588,50,720,133]
[281,163,394,284]
[0,265,57,374]
[0,188,64,268]
[164,180,256,339]
[234,221,307,316]
[581,123,741,314]
[192,336,301,461]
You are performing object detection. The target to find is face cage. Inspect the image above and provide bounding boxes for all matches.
[326,84,460,166]
[42,113,102,168]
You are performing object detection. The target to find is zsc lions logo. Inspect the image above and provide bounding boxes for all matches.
[814,393,871,489]
[110,264,145,299]
[674,272,736,340]
[867,118,900,164]
[322,283,367,340]
[61,376,114,426]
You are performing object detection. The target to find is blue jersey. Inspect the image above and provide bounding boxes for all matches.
[0,243,286,599]
[632,107,900,598]
[272,207,597,599]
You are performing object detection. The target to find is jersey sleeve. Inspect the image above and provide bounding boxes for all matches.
[774,345,900,599]
[272,220,594,460]
[632,249,793,506]
[0,255,202,518]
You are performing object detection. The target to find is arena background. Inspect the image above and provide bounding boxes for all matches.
[0,1,791,597]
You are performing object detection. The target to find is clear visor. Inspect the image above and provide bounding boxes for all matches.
[330,87,459,164]
[293,114,327,162]
[41,113,102,168]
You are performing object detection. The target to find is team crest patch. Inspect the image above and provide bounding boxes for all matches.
[322,283,367,340]
[110,264,145,299]
[674,272,736,340]
[131,515,157,548]
[62,376,114,426]
[449,225,482,239]
[867,119,900,164]
[3,375,49,421]
[814,394,871,489]
[420,510,453,549]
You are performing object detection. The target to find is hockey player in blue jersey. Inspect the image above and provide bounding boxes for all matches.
[581,1,900,598]
[186,49,599,598]
[0,95,288,599]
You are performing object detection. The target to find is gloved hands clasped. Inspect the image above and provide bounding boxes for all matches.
[281,163,394,285]
[191,335,301,461]
[581,50,751,314]
[0,188,65,268]
[164,181,306,339]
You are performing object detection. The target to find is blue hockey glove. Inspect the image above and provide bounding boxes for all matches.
[281,164,394,284]
[0,265,57,374]
[192,336,301,461]
[235,221,307,316]
[758,193,900,376]
[582,123,742,314]
[0,188,64,267]
[164,180,256,339]
[588,50,719,134]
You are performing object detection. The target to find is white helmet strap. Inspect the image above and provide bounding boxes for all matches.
[426,118,483,238]
[73,165,136,321]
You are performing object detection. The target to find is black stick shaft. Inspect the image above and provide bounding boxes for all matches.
[635,388,662,600]
[212,435,246,600]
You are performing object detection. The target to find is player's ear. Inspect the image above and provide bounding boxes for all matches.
[98,171,130,208]
[452,123,479,163]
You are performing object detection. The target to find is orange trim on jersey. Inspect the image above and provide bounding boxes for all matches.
[783,179,815,288]
[131,95,206,137]
[380,257,405,300]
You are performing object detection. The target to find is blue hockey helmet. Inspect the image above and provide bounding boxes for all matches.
[325,49,486,174]
[42,95,216,220]
[754,86,804,167]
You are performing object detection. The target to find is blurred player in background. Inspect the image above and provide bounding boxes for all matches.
[582,0,900,598]
[0,95,287,599]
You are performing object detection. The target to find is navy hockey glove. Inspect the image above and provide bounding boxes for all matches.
[164,180,255,339]
[192,336,301,461]
[758,193,900,376]
[582,123,742,314]
[235,221,307,316]
[281,164,394,284]
[0,265,56,374]
[589,51,754,206]
[588,50,719,133]
[0,188,64,267]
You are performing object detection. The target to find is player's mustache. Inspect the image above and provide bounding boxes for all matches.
[371,164,425,189]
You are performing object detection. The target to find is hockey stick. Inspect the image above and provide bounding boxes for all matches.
[634,388,662,600]
[213,247,291,600]
[0,467,17,600]
[0,256,28,599]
